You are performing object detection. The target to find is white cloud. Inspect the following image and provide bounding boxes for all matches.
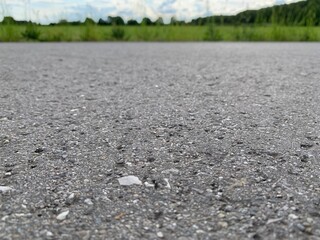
[0,0,304,23]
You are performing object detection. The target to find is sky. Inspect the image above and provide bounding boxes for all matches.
[0,0,303,24]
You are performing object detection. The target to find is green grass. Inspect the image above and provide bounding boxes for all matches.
[0,24,320,42]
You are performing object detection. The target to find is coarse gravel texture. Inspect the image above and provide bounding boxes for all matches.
[1,43,320,239]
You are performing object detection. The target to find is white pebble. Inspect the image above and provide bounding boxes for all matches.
[0,186,13,193]
[118,176,142,186]
[289,214,299,220]
[68,193,75,200]
[157,232,164,238]
[56,210,69,221]
[164,178,171,189]
[144,182,155,188]
[84,198,93,205]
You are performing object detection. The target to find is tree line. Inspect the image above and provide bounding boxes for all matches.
[201,0,320,26]
[1,0,319,26]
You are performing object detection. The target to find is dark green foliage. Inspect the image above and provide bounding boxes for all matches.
[111,26,125,40]
[141,17,154,26]
[67,21,82,26]
[108,16,125,26]
[58,19,68,25]
[235,0,320,26]
[52,20,81,26]
[170,17,186,26]
[127,19,139,26]
[98,18,109,26]
[21,24,41,40]
[2,16,16,25]
[306,0,319,26]
[191,0,320,26]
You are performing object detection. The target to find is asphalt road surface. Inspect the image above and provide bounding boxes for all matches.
[1,43,320,239]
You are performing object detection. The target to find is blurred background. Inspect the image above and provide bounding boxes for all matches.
[0,0,319,41]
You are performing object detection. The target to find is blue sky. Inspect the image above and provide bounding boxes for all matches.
[0,0,303,24]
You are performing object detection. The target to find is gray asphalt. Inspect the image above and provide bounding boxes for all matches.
[1,43,320,239]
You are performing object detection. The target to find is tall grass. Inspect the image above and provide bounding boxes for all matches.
[81,24,100,41]
[111,26,126,40]
[0,25,319,42]
[0,24,21,41]
[21,24,41,40]
[204,18,222,41]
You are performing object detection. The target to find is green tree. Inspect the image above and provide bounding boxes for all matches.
[84,17,95,25]
[141,17,153,26]
[127,19,139,26]
[306,0,317,26]
[170,16,178,25]
[107,16,125,26]
[2,16,16,24]
[98,18,109,25]
[155,17,164,26]
[58,19,68,25]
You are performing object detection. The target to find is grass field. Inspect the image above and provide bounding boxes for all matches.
[1,24,320,42]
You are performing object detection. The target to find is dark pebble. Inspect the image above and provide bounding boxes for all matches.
[34,148,45,154]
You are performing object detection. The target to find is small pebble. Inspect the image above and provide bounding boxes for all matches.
[144,182,155,188]
[147,157,156,162]
[118,176,142,186]
[84,198,93,205]
[56,210,69,221]
[34,148,45,153]
[289,214,299,220]
[157,232,164,238]
[225,205,233,212]
[68,193,75,200]
[307,218,314,223]
[164,178,171,189]
[115,158,125,165]
[218,221,229,228]
[296,223,305,232]
[300,154,309,162]
[0,186,13,193]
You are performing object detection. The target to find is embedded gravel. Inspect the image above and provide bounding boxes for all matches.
[1,43,320,239]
